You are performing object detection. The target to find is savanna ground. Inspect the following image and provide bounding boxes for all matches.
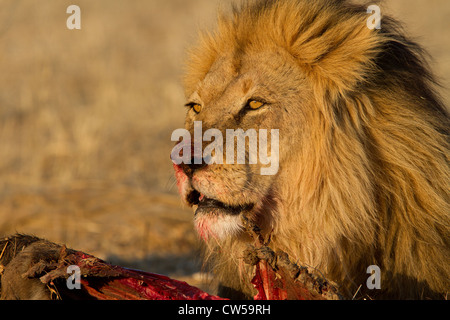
[0,0,449,294]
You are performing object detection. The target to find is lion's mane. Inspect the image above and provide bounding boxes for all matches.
[184,0,449,299]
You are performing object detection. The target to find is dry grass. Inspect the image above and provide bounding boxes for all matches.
[0,0,448,292]
[0,0,221,291]
[0,0,221,191]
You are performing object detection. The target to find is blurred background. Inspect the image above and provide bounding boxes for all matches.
[0,0,448,292]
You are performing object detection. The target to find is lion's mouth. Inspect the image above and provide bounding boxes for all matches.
[187,189,254,216]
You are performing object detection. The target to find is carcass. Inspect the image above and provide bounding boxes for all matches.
[0,232,341,300]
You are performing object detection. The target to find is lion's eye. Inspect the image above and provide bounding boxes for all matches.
[248,100,265,110]
[187,103,202,114]
[193,104,202,113]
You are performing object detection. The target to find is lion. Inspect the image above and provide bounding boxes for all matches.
[172,0,450,299]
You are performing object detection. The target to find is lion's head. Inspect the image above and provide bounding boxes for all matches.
[173,0,449,299]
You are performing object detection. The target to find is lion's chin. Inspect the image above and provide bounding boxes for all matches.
[188,190,254,241]
[194,209,244,241]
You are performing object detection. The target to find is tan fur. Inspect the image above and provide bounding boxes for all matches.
[182,0,449,299]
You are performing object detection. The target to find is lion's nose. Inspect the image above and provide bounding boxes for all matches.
[171,140,207,176]
[186,158,207,171]
[177,156,207,176]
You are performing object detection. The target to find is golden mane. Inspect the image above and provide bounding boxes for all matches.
[185,0,449,299]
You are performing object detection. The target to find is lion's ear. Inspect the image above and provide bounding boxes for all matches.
[286,6,383,96]
[286,10,383,122]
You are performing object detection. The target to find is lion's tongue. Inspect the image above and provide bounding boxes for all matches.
[199,194,205,201]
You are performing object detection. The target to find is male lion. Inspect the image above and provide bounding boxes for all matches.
[173,0,449,299]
